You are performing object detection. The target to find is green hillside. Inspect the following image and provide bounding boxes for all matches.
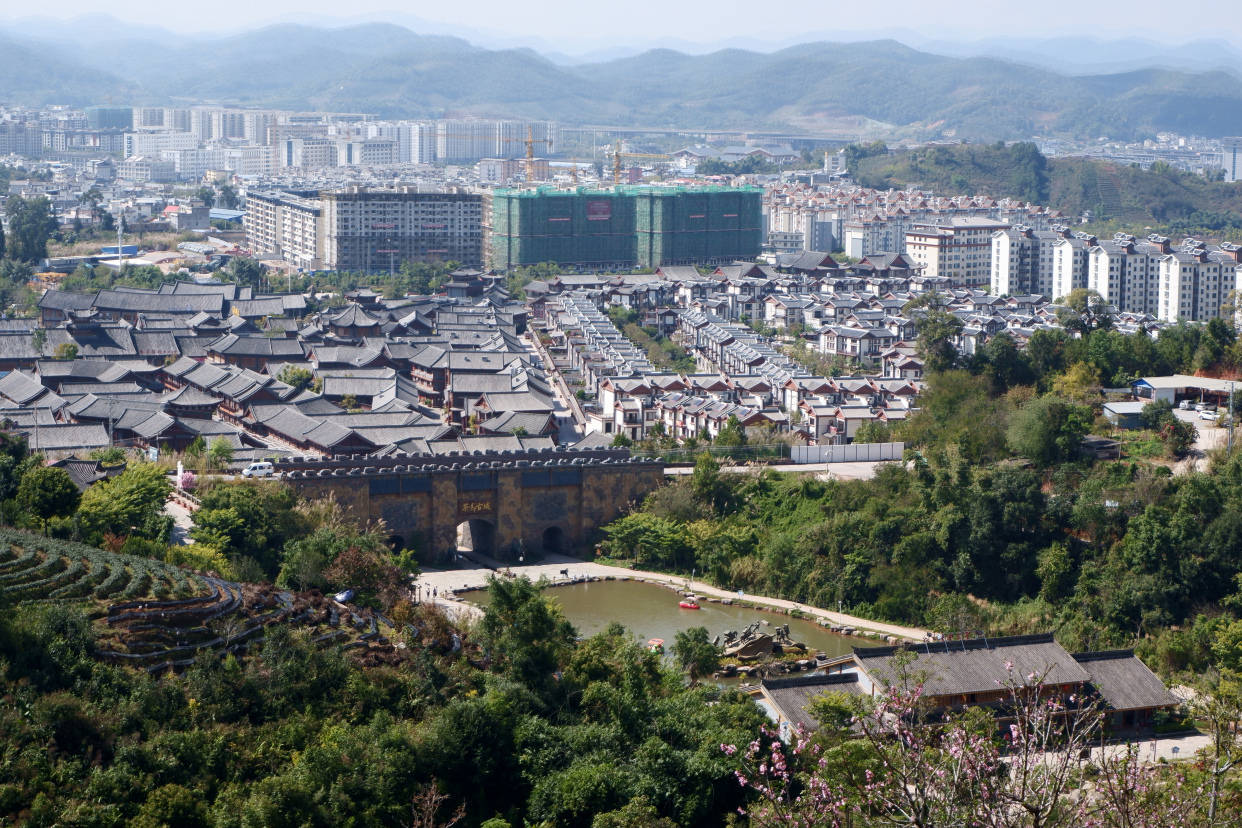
[854,143,1242,239]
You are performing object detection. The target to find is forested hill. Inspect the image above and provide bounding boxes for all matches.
[5,22,1242,140]
[852,142,1242,239]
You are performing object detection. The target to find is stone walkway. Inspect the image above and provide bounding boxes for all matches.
[415,556,928,641]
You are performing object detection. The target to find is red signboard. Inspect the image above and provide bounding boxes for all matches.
[586,200,612,221]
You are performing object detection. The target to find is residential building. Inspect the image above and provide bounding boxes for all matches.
[247,187,484,270]
[488,185,763,271]
[905,217,1008,288]
[1157,244,1234,322]
[1051,233,1096,301]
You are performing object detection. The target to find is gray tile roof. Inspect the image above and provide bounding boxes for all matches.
[0,371,49,405]
[762,673,864,730]
[1073,651,1179,711]
[854,634,1090,698]
[21,423,110,451]
[94,289,225,314]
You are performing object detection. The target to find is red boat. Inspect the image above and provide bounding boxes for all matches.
[679,595,701,610]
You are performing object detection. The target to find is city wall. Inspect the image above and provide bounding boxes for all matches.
[277,448,663,562]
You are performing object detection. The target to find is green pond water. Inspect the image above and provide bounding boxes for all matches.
[468,578,856,659]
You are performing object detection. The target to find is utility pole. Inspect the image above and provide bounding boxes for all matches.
[1230,381,1236,454]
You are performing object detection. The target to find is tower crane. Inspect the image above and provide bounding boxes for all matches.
[611,140,671,185]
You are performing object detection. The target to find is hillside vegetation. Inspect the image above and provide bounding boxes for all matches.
[854,142,1242,239]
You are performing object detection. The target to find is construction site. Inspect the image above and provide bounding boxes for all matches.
[486,185,763,271]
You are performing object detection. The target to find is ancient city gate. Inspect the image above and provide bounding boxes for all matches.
[277,448,663,562]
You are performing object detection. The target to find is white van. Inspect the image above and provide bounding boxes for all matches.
[241,461,275,478]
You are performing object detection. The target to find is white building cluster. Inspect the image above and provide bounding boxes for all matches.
[993,230,1242,322]
[764,182,1063,259]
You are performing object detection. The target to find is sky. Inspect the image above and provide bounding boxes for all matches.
[4,0,1242,54]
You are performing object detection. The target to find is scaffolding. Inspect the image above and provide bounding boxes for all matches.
[488,185,762,271]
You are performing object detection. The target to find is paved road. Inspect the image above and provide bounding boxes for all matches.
[164,498,196,545]
[1172,409,1231,474]
[1090,731,1212,764]
[415,556,928,641]
[524,330,586,437]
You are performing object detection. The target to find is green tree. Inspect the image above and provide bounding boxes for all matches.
[1140,399,1174,429]
[226,257,265,289]
[0,430,29,504]
[207,438,234,471]
[4,195,57,261]
[278,364,314,392]
[905,293,962,374]
[53,342,78,361]
[133,783,209,828]
[713,414,747,447]
[1159,417,1197,458]
[76,463,172,545]
[1057,288,1113,335]
[602,513,692,569]
[184,434,206,463]
[218,183,239,210]
[17,465,80,532]
[478,575,576,699]
[1006,396,1092,466]
[671,626,719,684]
[190,480,304,576]
[195,186,215,208]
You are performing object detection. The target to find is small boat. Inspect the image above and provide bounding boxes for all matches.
[679,595,701,610]
[646,638,665,654]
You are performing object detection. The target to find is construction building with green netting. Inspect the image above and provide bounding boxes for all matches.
[487,185,763,271]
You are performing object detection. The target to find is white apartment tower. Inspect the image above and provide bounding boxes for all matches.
[1051,233,1096,301]
[1157,244,1235,322]
[991,226,1068,296]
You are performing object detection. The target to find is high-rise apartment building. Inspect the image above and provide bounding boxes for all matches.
[488,186,762,271]
[991,226,1070,296]
[124,131,198,157]
[1086,234,1170,316]
[905,217,1008,287]
[245,191,325,271]
[85,106,133,130]
[1157,245,1236,322]
[1050,233,1097,300]
[246,188,484,271]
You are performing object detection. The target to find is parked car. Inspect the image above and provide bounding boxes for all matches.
[1196,401,1213,411]
[241,460,275,478]
[1179,400,1195,410]
[1199,409,1219,421]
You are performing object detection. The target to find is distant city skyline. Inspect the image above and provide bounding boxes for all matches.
[4,1,1242,56]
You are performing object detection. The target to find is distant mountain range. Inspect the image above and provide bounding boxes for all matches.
[3,19,1242,140]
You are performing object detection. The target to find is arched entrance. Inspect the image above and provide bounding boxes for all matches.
[542,525,566,555]
[456,519,495,558]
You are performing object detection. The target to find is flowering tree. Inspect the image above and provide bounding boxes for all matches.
[1076,742,1203,828]
[725,660,1204,827]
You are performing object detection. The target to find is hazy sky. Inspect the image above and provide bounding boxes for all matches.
[6,0,1242,48]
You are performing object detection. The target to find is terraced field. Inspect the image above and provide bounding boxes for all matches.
[0,529,207,604]
[0,529,400,673]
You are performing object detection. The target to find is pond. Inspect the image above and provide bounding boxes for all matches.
[468,578,856,660]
